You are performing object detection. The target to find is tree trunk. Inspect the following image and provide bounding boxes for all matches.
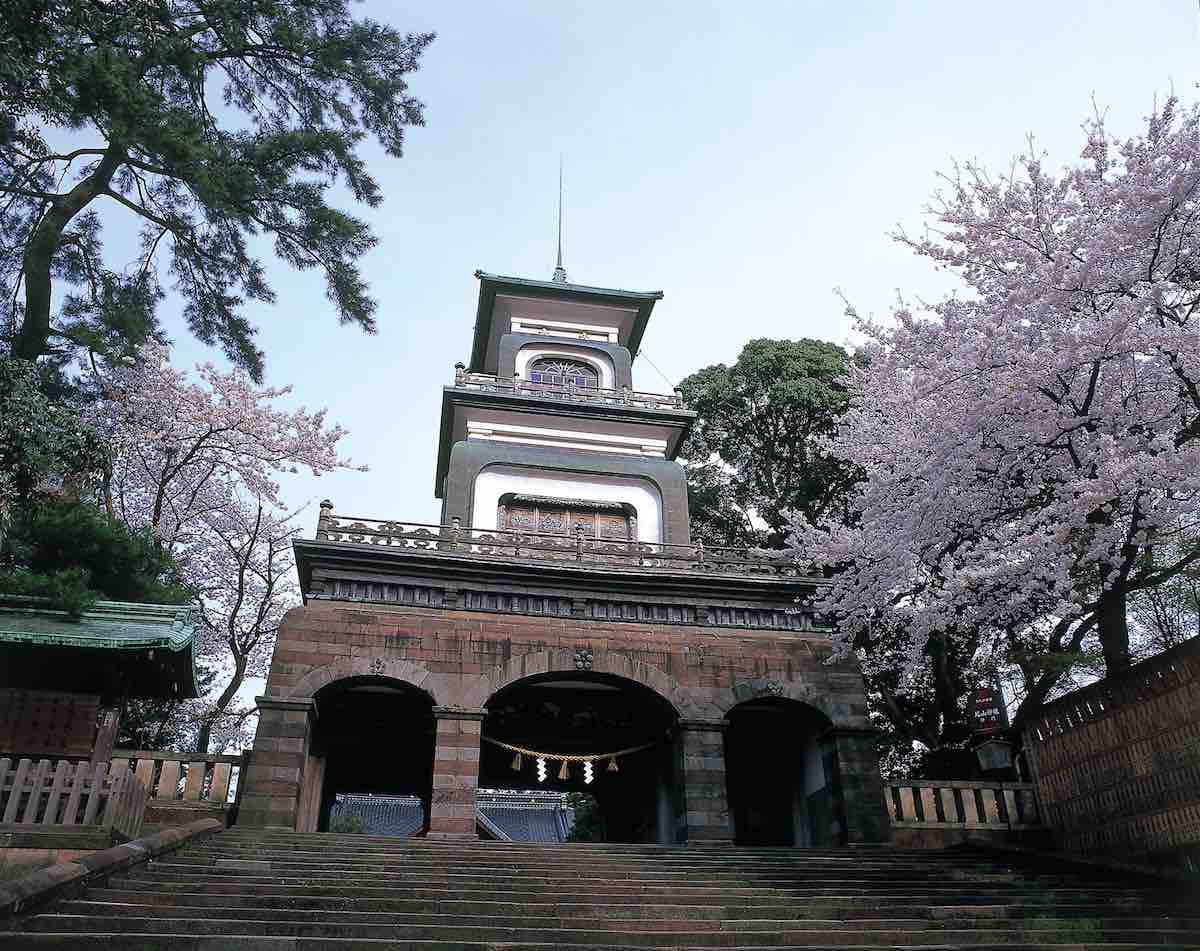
[12,148,124,361]
[195,658,247,754]
[1097,586,1132,676]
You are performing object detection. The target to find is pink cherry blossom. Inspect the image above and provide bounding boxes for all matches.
[94,343,362,751]
[796,97,1200,720]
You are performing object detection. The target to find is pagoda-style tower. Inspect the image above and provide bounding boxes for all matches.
[240,269,887,848]
[439,271,693,545]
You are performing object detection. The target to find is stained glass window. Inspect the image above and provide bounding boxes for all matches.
[527,358,599,388]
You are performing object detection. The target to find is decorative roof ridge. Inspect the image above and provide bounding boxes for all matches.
[0,595,195,629]
[474,270,663,300]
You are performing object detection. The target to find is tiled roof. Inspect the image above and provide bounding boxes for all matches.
[0,596,198,698]
[329,790,575,842]
[331,794,425,837]
[478,800,574,842]
[0,597,196,651]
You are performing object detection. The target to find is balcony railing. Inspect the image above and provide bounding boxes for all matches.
[452,366,686,411]
[314,504,808,579]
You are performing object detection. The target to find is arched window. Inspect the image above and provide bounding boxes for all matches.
[527,357,599,388]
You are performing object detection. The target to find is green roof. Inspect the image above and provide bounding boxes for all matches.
[0,597,199,699]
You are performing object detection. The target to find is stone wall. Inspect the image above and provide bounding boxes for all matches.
[239,598,889,846]
[1023,635,1200,872]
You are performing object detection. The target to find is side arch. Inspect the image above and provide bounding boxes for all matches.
[288,656,438,704]
[720,677,847,726]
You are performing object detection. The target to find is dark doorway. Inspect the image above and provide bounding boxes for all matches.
[479,671,678,843]
[724,698,835,846]
[307,678,435,834]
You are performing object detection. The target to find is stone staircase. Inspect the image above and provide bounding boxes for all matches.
[5,827,1199,949]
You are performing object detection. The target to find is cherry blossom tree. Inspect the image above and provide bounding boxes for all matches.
[797,97,1200,732]
[95,343,360,750]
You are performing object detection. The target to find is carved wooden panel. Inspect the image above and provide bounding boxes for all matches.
[498,496,632,541]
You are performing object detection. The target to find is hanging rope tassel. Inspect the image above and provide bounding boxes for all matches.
[607,756,619,773]
[557,759,570,781]
[511,752,522,771]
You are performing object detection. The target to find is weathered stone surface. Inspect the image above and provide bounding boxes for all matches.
[240,542,887,845]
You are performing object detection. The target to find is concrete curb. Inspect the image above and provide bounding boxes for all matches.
[0,817,223,920]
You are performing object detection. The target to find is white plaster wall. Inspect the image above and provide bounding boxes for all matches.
[462,407,672,457]
[471,465,663,543]
[515,343,615,388]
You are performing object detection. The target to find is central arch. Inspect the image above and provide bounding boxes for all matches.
[479,668,681,843]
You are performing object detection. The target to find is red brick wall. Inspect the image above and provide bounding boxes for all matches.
[239,598,883,841]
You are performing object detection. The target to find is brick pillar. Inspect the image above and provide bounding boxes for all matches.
[238,696,314,829]
[679,719,732,845]
[428,707,484,839]
[820,726,889,844]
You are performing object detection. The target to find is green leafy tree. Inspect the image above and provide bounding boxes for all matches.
[0,358,104,509]
[565,792,605,842]
[1,357,190,615]
[677,338,861,548]
[1,0,434,379]
[679,340,989,778]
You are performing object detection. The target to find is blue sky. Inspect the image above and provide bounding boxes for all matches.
[158,0,1200,528]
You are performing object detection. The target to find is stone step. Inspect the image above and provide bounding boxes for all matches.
[178,852,1030,876]
[79,889,1195,920]
[111,872,1181,903]
[8,935,1200,951]
[130,865,1063,889]
[181,852,1039,878]
[158,852,1042,872]
[23,915,1200,947]
[192,845,1036,864]
[12,828,1190,951]
[54,902,1200,934]
[199,840,907,854]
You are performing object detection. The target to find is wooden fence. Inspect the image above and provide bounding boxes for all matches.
[110,750,242,805]
[884,780,1043,831]
[0,757,147,840]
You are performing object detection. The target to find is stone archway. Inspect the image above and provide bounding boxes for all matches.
[288,656,439,704]
[720,677,844,726]
[487,648,693,718]
[479,661,682,844]
[296,673,438,834]
[723,696,835,846]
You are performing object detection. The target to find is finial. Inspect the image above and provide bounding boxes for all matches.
[552,156,568,284]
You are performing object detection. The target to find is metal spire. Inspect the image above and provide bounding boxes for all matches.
[552,157,568,284]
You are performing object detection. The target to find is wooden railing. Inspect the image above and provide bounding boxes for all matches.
[885,780,1044,831]
[0,757,147,840]
[110,750,243,805]
[453,367,686,411]
[314,504,813,580]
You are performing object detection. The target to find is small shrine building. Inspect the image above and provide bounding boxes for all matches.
[0,597,198,764]
[239,268,888,846]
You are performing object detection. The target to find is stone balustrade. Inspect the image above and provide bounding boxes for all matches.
[0,757,147,841]
[110,750,242,806]
[452,366,686,411]
[884,779,1044,847]
[314,506,808,579]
